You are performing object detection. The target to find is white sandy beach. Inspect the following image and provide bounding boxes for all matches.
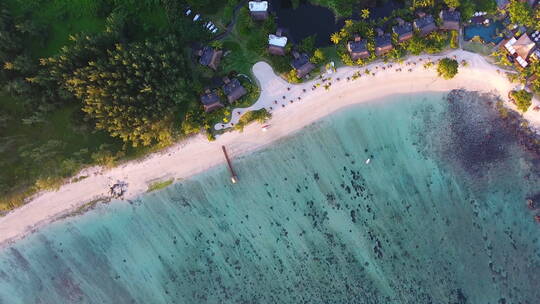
[1,49,539,247]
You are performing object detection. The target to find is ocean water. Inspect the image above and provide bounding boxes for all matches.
[1,91,539,304]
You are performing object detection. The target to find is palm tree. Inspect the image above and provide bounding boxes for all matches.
[330,32,341,44]
[361,9,370,20]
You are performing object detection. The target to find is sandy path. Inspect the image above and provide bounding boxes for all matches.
[1,50,538,247]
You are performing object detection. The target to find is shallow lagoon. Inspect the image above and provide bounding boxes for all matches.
[0,92,539,303]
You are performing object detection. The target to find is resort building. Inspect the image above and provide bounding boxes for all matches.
[374,29,393,56]
[504,33,536,68]
[197,46,223,70]
[347,35,369,61]
[200,89,223,113]
[222,77,247,103]
[248,1,269,21]
[413,13,437,37]
[439,9,461,31]
[392,18,413,43]
[268,29,287,56]
[291,51,316,78]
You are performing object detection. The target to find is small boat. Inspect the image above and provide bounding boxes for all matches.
[261,124,270,132]
[365,158,371,164]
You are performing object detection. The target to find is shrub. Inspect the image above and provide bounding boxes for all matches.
[147,179,174,192]
[311,49,325,64]
[340,53,354,66]
[234,109,271,132]
[510,90,533,112]
[91,145,119,168]
[35,176,64,191]
[450,30,458,48]
[206,130,216,141]
[286,69,301,83]
[437,58,459,79]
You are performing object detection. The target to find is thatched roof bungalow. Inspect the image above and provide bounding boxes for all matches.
[504,33,536,68]
[392,18,413,43]
[375,29,393,56]
[222,77,247,103]
[268,29,287,56]
[291,51,316,78]
[347,36,369,61]
[200,89,223,112]
[197,46,223,70]
[413,13,437,36]
[248,1,269,21]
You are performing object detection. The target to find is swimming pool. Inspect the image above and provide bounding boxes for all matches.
[464,21,504,44]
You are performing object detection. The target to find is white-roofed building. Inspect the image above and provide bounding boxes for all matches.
[505,37,517,54]
[504,34,536,68]
[268,29,287,55]
[248,1,269,20]
[268,35,287,47]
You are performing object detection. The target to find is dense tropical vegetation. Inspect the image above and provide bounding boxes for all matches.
[0,0,214,211]
[507,0,535,28]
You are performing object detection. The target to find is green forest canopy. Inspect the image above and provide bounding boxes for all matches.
[0,0,213,210]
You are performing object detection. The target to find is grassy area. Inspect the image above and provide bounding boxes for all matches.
[462,40,496,56]
[0,94,124,211]
[221,33,265,78]
[5,0,168,57]
[147,178,175,192]
[5,0,105,57]
[321,46,341,67]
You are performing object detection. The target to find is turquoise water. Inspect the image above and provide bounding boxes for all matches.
[1,91,539,303]
[464,21,504,44]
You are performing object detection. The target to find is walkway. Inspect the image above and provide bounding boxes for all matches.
[212,0,247,42]
[214,50,531,131]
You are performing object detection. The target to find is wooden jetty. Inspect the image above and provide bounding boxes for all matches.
[222,146,238,184]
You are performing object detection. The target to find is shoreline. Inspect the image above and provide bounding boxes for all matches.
[1,50,539,248]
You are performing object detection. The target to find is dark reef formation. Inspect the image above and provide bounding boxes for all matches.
[424,90,540,179]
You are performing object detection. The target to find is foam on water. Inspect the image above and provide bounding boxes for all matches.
[1,92,539,303]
